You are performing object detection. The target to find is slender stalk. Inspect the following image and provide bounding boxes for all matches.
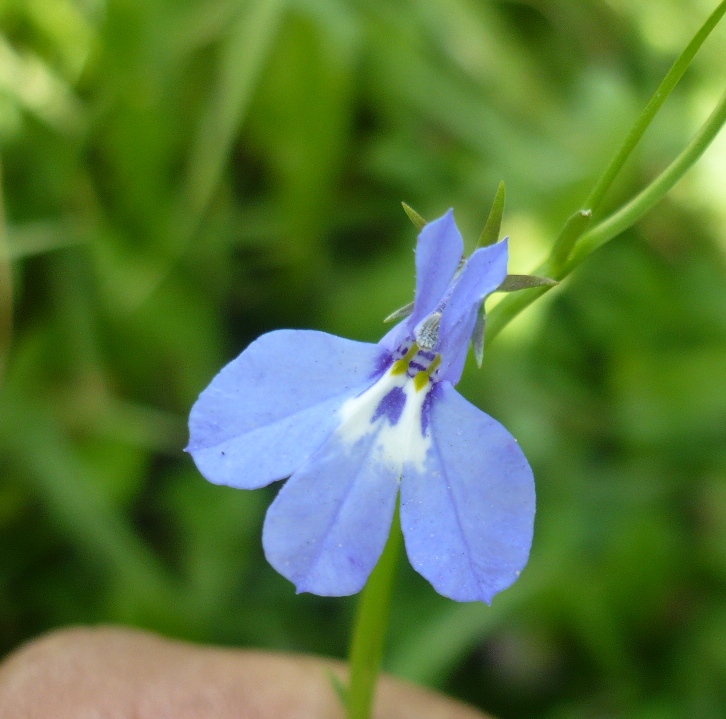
[583,0,726,215]
[566,87,726,271]
[485,279,550,343]
[486,85,726,342]
[347,503,403,719]
[548,0,726,273]
[488,0,726,343]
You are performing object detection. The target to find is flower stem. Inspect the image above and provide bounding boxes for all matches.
[565,86,726,271]
[583,0,726,216]
[346,502,403,719]
[549,0,726,273]
[487,82,726,343]
[485,1,726,344]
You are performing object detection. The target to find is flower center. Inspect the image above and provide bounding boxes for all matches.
[415,311,442,349]
[390,341,442,392]
[334,350,438,471]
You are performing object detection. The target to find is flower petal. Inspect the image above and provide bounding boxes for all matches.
[262,427,400,596]
[380,210,464,354]
[187,330,385,489]
[436,306,478,384]
[439,238,508,339]
[438,239,509,382]
[411,209,465,324]
[401,382,535,603]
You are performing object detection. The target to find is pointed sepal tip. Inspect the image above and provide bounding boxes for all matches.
[477,181,506,248]
[402,202,427,231]
[496,274,558,292]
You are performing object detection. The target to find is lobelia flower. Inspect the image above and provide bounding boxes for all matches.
[187,210,535,604]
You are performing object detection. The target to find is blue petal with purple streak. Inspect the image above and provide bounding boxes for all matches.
[187,210,535,603]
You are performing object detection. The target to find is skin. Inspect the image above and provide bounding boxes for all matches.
[0,626,493,719]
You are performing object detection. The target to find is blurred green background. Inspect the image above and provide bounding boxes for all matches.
[2,0,726,716]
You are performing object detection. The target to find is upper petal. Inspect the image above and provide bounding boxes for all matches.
[436,305,478,385]
[438,238,509,382]
[262,425,400,596]
[187,330,386,489]
[380,210,464,353]
[411,210,464,325]
[400,382,535,603]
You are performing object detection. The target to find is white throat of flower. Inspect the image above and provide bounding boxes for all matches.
[336,351,437,473]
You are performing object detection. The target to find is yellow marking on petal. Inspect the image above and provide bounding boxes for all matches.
[414,371,429,391]
[427,354,442,376]
[391,342,420,375]
[391,359,408,375]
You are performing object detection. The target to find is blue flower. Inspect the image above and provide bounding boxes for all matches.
[187,210,535,603]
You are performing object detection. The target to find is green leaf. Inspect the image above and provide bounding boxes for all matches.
[486,1,726,344]
[6,220,84,259]
[567,86,726,271]
[583,0,726,214]
[183,0,286,229]
[0,393,179,609]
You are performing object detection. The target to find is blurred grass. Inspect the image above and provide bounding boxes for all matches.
[1,1,726,717]
[0,159,10,382]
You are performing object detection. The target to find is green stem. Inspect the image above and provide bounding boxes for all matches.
[487,84,726,342]
[583,0,726,215]
[548,0,726,273]
[347,502,403,719]
[566,86,726,271]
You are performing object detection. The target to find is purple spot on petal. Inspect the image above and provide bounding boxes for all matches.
[372,386,407,426]
[372,350,394,378]
[421,383,440,436]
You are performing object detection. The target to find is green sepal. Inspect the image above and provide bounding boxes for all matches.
[383,300,415,323]
[477,181,506,248]
[401,202,427,231]
[473,305,486,368]
[496,274,558,292]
